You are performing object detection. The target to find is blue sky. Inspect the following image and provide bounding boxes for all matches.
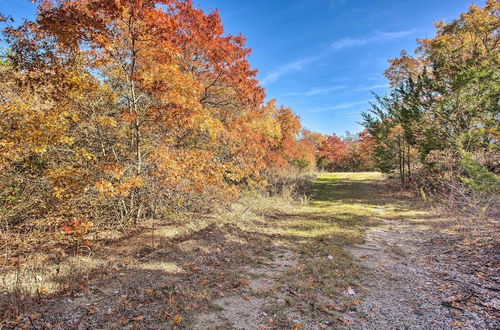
[0,0,485,135]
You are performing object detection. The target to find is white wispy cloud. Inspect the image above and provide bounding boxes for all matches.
[286,85,347,96]
[355,84,389,92]
[308,99,373,113]
[287,83,387,96]
[260,55,321,85]
[261,29,415,85]
[330,29,415,51]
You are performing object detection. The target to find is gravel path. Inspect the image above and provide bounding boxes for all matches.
[347,215,498,329]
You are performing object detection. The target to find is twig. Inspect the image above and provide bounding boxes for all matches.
[27,315,41,330]
[287,289,339,317]
[441,293,474,312]
[441,301,465,311]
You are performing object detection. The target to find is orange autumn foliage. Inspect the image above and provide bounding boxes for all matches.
[318,130,375,172]
[0,0,319,229]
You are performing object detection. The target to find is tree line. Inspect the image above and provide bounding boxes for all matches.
[0,0,321,232]
[362,0,499,194]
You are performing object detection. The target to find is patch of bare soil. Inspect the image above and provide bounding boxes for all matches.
[347,212,499,329]
[1,223,278,329]
[193,248,304,329]
[1,221,324,329]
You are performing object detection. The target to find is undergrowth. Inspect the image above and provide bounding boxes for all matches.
[0,169,315,322]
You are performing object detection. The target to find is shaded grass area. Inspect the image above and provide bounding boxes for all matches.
[260,172,426,325]
[204,172,433,327]
[1,172,433,328]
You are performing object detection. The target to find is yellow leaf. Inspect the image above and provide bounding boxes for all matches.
[33,147,47,154]
[172,315,183,324]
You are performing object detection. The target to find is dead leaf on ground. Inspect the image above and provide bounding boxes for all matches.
[172,314,183,324]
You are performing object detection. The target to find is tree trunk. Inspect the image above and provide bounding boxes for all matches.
[398,137,405,188]
[406,144,411,183]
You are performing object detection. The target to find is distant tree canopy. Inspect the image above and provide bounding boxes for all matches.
[310,130,375,172]
[362,0,500,191]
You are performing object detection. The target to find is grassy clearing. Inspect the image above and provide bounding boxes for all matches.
[232,172,431,326]
[182,172,432,327]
